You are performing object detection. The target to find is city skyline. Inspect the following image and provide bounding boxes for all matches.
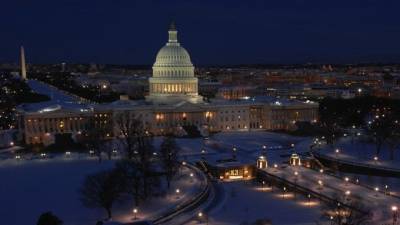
[1,0,400,65]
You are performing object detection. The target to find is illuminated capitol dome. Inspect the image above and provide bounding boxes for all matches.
[147,22,203,104]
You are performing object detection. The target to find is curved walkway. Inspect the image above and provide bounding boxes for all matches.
[150,163,211,225]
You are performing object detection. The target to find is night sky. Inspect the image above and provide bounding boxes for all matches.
[1,0,400,65]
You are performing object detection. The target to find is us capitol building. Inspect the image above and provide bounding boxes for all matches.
[18,23,318,145]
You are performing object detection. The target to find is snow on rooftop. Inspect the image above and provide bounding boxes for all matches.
[18,80,93,113]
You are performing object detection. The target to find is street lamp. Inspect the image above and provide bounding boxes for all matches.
[345,190,351,202]
[175,188,180,199]
[232,146,237,159]
[132,208,138,220]
[198,212,208,225]
[283,187,287,199]
[318,180,323,190]
[335,149,340,158]
[344,177,349,186]
[373,156,378,164]
[190,173,194,183]
[294,171,299,199]
[374,187,380,197]
[201,149,206,160]
[392,206,398,225]
[273,163,278,172]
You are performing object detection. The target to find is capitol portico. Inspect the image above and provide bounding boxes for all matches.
[18,23,319,145]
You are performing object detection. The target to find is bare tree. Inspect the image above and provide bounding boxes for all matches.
[318,194,372,225]
[367,111,399,156]
[136,134,159,199]
[387,120,400,160]
[79,169,126,220]
[160,136,180,189]
[82,119,108,162]
[114,111,160,199]
[115,160,143,206]
[114,111,143,159]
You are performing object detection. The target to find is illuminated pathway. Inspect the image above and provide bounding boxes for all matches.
[258,165,400,223]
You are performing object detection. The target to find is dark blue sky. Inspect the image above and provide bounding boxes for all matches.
[1,0,400,65]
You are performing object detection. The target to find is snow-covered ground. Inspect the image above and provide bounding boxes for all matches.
[187,181,322,225]
[3,131,398,225]
[261,165,400,224]
[316,137,400,194]
[318,137,400,169]
[0,154,203,225]
[174,131,312,165]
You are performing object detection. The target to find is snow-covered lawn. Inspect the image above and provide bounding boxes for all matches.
[187,181,322,225]
[316,137,400,194]
[319,137,400,169]
[174,131,312,165]
[0,155,202,225]
[0,158,114,225]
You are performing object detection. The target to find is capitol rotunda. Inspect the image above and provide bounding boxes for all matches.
[147,22,203,104]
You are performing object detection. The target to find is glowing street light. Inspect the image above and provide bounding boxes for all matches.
[190,173,194,183]
[344,177,349,186]
[318,180,323,190]
[335,149,340,158]
[201,149,206,160]
[375,187,380,196]
[283,187,287,199]
[175,188,181,199]
[392,206,398,225]
[198,212,208,225]
[294,171,299,198]
[345,190,351,201]
[373,156,379,164]
[273,163,278,172]
[132,208,138,220]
